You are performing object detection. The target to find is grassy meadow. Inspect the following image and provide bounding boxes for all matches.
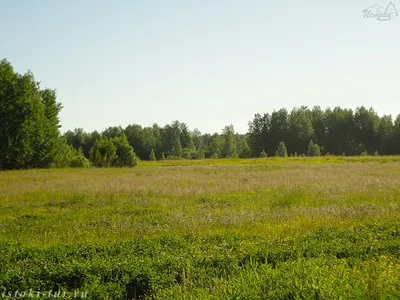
[0,157,400,299]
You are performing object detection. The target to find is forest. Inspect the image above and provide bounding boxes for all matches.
[1,58,400,170]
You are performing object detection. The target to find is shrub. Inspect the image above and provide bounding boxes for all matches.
[53,144,89,168]
[360,151,369,156]
[89,137,117,167]
[239,138,251,158]
[182,148,194,160]
[167,155,182,160]
[53,143,75,168]
[307,140,321,157]
[276,142,288,157]
[196,149,205,160]
[210,153,219,159]
[260,150,268,158]
[112,136,138,167]
[70,148,90,168]
[149,149,156,161]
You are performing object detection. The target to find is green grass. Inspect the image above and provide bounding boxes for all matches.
[0,157,400,299]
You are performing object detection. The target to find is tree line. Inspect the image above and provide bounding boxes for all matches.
[248,106,400,157]
[1,59,400,170]
[64,105,400,162]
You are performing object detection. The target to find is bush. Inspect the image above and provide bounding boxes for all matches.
[53,143,75,168]
[360,151,369,156]
[70,148,90,168]
[89,136,137,167]
[373,151,379,157]
[166,155,180,160]
[275,142,288,157]
[239,138,251,158]
[307,140,321,157]
[112,136,138,167]
[210,153,219,159]
[196,149,205,160]
[182,148,194,160]
[260,150,268,158]
[149,149,157,161]
[53,144,89,168]
[89,137,117,167]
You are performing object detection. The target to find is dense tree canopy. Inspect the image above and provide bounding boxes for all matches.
[248,106,400,157]
[0,59,64,169]
[0,59,136,169]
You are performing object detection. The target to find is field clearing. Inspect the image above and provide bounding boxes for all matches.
[1,157,400,299]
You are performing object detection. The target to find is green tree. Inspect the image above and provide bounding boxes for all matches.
[171,136,183,158]
[112,136,137,167]
[248,113,271,157]
[306,140,321,157]
[125,124,145,158]
[182,134,196,159]
[269,109,290,156]
[260,150,268,158]
[192,128,204,153]
[0,59,62,169]
[310,106,327,151]
[53,142,89,168]
[197,149,205,159]
[64,128,90,157]
[392,115,400,154]
[209,134,223,158]
[325,107,356,155]
[70,148,90,168]
[89,137,117,167]
[288,106,314,155]
[276,142,288,157]
[354,107,380,154]
[102,126,125,139]
[149,149,156,161]
[37,88,63,166]
[221,125,238,158]
[53,142,75,168]
[238,136,251,158]
[376,115,393,155]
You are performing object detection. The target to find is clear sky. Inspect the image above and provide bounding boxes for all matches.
[1,1,399,134]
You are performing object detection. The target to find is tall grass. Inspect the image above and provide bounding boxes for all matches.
[0,157,399,299]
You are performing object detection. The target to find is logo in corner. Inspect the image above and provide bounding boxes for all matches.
[363,2,398,21]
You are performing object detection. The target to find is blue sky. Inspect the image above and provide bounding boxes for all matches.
[1,1,399,133]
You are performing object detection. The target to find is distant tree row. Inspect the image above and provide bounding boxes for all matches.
[63,123,252,161]
[63,104,400,162]
[248,106,400,157]
[2,58,400,170]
